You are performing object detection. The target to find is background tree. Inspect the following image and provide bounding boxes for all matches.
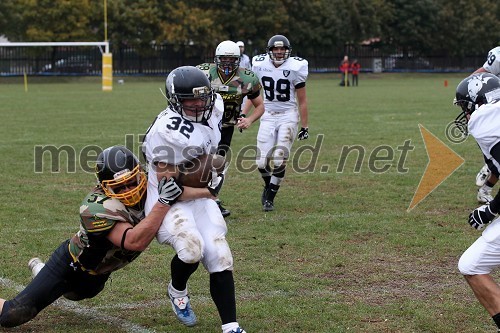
[434,0,500,58]
[379,0,440,57]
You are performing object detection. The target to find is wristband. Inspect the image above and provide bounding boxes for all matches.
[490,198,500,214]
[121,227,133,250]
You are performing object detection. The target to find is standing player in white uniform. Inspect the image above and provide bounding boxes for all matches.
[455,73,500,332]
[236,41,251,70]
[142,66,246,333]
[471,46,500,203]
[244,34,309,211]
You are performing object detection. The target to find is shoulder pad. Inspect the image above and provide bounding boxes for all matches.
[196,63,213,75]
[149,113,192,165]
[288,57,309,71]
[80,191,129,232]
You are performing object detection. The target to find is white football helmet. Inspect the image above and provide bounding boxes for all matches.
[215,40,241,75]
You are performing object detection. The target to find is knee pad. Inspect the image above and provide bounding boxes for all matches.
[0,299,38,328]
[458,256,474,276]
[256,156,268,169]
[176,236,204,264]
[272,149,289,168]
[203,239,233,273]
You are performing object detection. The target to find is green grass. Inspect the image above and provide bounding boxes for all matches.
[0,73,496,332]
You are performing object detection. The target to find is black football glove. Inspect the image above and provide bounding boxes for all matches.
[298,127,309,140]
[157,176,183,206]
[468,204,498,230]
[238,113,246,133]
[207,163,229,196]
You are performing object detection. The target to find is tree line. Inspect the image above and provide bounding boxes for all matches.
[1,0,499,59]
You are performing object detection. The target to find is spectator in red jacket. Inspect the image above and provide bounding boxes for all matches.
[339,55,350,86]
[351,59,361,86]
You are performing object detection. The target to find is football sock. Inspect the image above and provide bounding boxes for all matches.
[170,255,199,291]
[258,167,271,188]
[210,270,236,324]
[267,183,280,202]
[222,322,240,333]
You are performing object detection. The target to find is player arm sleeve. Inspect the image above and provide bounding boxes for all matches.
[487,141,500,213]
[295,82,306,89]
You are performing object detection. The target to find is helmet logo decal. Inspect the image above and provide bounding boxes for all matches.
[467,74,492,102]
[192,86,209,97]
[113,169,131,179]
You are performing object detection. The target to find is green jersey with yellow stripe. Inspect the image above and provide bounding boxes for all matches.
[69,186,144,275]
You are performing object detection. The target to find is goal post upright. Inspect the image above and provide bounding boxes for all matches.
[0,41,112,91]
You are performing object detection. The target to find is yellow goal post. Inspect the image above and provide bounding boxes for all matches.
[0,41,112,91]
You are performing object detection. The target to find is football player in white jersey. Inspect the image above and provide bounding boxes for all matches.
[236,41,251,70]
[243,34,309,211]
[142,66,246,333]
[455,73,500,332]
[471,47,500,203]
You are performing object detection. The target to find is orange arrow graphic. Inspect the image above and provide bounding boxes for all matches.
[408,124,465,211]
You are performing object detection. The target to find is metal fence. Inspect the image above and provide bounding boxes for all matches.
[0,44,487,76]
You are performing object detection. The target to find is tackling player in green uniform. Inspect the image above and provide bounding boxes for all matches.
[0,146,183,328]
[197,40,265,217]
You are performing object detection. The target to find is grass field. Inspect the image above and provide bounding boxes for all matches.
[0,72,496,333]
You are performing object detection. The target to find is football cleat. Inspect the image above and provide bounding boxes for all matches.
[168,292,197,327]
[229,328,247,333]
[217,200,231,218]
[476,164,491,187]
[28,257,45,278]
[477,186,494,204]
[263,200,274,212]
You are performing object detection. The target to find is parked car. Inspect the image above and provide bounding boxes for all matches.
[41,56,93,73]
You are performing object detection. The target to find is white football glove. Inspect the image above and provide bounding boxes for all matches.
[207,163,229,196]
[468,204,498,230]
[157,176,183,206]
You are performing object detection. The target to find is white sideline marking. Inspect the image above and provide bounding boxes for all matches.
[0,277,154,333]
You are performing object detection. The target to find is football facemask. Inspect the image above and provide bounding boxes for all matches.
[101,165,147,206]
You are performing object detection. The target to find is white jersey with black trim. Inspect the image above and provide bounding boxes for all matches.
[240,54,251,70]
[251,54,308,113]
[143,94,223,166]
[468,101,500,163]
[482,46,500,76]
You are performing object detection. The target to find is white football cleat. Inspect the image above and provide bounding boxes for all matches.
[477,186,494,204]
[476,164,491,187]
[28,257,45,278]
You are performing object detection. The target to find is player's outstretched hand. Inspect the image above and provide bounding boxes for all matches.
[298,127,309,140]
[469,204,498,230]
[158,176,183,206]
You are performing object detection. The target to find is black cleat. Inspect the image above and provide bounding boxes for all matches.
[263,200,274,212]
[217,201,231,217]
